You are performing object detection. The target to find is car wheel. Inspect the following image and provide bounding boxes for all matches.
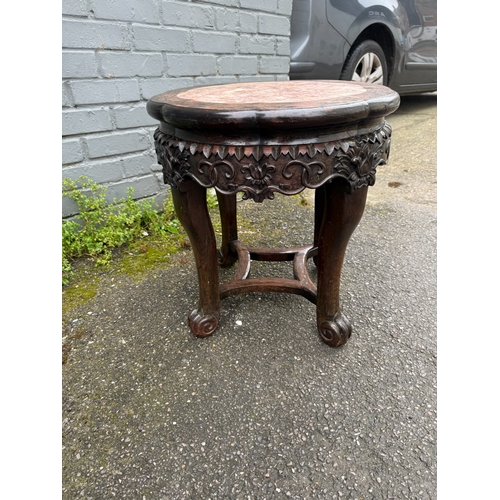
[339,40,388,85]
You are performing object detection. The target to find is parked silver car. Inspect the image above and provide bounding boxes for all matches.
[289,0,437,95]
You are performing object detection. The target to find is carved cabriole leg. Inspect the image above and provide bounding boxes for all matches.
[316,180,368,347]
[216,191,238,267]
[171,181,220,337]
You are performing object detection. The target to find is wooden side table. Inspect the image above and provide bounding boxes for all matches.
[147,81,399,347]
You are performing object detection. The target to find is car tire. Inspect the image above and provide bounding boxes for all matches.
[339,40,388,85]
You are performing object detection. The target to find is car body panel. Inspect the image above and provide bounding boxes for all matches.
[289,0,437,95]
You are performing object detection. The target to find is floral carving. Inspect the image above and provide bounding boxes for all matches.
[152,121,392,201]
[154,129,190,188]
[241,163,276,187]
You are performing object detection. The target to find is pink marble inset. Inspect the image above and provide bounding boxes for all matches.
[175,81,367,107]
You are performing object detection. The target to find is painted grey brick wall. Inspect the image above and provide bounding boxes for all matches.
[62,0,293,218]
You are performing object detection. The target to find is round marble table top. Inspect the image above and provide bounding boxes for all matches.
[159,81,371,108]
[147,80,400,144]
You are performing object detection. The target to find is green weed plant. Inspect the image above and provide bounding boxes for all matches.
[62,176,183,284]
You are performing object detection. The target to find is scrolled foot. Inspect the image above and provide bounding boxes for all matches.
[217,248,238,268]
[188,309,219,338]
[318,312,352,347]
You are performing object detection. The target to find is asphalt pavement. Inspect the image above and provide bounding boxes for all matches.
[62,93,437,500]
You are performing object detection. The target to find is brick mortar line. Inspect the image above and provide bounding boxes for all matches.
[62,149,157,165]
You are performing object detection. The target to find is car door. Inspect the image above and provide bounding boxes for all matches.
[398,0,437,87]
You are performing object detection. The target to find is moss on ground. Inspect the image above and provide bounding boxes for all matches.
[62,232,189,315]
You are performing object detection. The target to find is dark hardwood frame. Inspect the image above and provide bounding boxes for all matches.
[148,81,399,346]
